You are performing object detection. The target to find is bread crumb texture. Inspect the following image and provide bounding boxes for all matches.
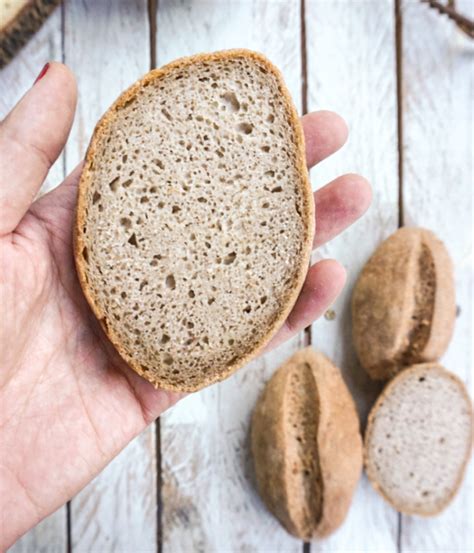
[75,50,313,391]
[365,364,473,515]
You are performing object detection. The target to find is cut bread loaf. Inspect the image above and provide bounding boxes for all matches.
[365,363,473,516]
[0,0,61,68]
[251,348,363,539]
[352,227,455,380]
[75,49,314,392]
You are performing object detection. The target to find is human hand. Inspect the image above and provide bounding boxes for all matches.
[0,62,371,548]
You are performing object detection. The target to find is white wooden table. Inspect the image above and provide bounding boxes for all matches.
[1,1,472,551]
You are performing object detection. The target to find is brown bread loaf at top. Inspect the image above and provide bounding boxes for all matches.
[352,227,455,380]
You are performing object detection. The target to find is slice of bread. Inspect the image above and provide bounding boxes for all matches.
[365,363,473,516]
[75,49,314,392]
[251,348,362,539]
[0,0,61,68]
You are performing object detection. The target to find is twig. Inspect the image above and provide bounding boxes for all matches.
[421,0,474,39]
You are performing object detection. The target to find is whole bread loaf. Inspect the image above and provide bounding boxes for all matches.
[75,49,314,392]
[352,227,455,380]
[365,363,473,516]
[251,348,362,539]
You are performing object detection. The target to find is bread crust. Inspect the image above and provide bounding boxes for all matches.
[352,227,455,380]
[0,0,61,68]
[364,363,473,516]
[74,49,315,392]
[251,347,362,539]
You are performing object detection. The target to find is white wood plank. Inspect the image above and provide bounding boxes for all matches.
[62,1,158,551]
[400,1,473,550]
[156,1,305,550]
[306,1,400,551]
[1,8,68,553]
[70,429,157,552]
[0,8,63,193]
[8,508,67,553]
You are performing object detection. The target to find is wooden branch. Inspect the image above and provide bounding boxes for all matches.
[420,0,474,39]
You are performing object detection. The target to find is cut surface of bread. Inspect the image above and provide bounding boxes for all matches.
[0,0,61,68]
[365,363,473,516]
[352,227,455,380]
[75,50,314,392]
[251,348,362,539]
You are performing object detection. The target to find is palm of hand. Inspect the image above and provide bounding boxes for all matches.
[0,63,370,548]
[1,182,177,538]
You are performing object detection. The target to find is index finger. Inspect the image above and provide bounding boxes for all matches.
[302,111,349,168]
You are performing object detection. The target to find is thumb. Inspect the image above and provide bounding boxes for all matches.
[0,62,77,236]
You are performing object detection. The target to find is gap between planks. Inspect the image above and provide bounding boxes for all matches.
[301,0,312,356]
[395,1,403,548]
[148,2,162,552]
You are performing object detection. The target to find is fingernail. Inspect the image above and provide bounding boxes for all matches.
[34,63,50,84]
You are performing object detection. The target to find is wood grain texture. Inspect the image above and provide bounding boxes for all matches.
[306,1,400,550]
[400,1,473,550]
[62,1,157,551]
[156,1,304,550]
[2,8,68,553]
[8,508,67,553]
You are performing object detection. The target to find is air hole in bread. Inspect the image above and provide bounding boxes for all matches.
[120,217,132,229]
[163,353,174,365]
[223,252,237,265]
[82,247,89,263]
[153,159,165,170]
[162,108,173,121]
[271,186,283,193]
[92,191,101,204]
[165,275,176,290]
[128,233,138,247]
[109,177,120,192]
[122,96,137,109]
[237,122,253,135]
